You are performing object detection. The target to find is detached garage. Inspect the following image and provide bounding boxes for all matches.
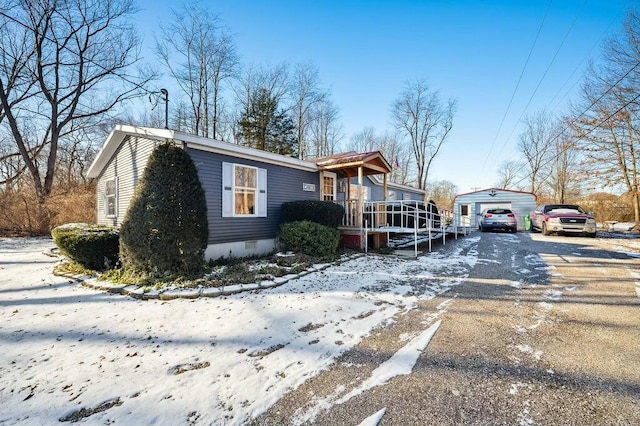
[452,188,537,231]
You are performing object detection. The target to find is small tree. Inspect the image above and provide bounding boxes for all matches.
[119,143,208,276]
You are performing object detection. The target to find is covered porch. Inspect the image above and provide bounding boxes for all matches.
[315,150,393,230]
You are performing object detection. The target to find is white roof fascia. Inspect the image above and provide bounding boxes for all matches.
[182,134,317,172]
[87,125,318,178]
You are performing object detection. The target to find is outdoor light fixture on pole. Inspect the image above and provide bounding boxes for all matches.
[160,88,169,129]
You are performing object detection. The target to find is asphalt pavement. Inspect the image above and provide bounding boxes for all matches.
[251,231,640,425]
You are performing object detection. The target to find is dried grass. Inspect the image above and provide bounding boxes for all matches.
[0,184,95,236]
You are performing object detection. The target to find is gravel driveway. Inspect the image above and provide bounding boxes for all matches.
[253,231,640,425]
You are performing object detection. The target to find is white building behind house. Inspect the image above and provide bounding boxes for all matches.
[452,188,537,231]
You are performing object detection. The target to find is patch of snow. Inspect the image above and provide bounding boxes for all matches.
[294,320,442,424]
[398,332,412,342]
[357,407,386,426]
[543,289,563,301]
[518,403,535,426]
[0,237,478,425]
[509,381,531,396]
[537,302,553,311]
[516,344,543,360]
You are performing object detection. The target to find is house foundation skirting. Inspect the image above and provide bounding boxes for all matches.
[205,238,276,260]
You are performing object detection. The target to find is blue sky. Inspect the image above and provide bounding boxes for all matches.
[136,0,633,192]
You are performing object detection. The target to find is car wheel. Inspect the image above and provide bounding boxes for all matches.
[542,222,549,236]
[511,227,517,233]
[480,225,485,232]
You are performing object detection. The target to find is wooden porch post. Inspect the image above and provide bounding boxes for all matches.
[383,173,388,201]
[357,166,363,228]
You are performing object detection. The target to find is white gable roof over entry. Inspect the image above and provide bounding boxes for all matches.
[452,188,537,230]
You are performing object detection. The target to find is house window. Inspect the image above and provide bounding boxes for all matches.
[105,179,117,217]
[234,165,257,215]
[222,162,267,217]
[461,204,469,216]
[349,184,369,201]
[387,190,396,200]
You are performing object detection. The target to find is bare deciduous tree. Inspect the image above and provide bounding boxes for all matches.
[547,125,581,203]
[156,0,238,139]
[348,127,378,153]
[290,63,327,159]
[570,8,640,223]
[308,98,342,158]
[495,160,522,189]
[0,0,154,203]
[517,110,555,195]
[391,80,455,190]
[347,127,413,185]
[426,180,458,209]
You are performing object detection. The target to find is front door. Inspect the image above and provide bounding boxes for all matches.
[322,172,337,201]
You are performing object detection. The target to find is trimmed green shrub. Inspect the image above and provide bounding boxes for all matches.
[279,220,340,257]
[51,223,119,270]
[281,200,344,228]
[119,143,208,276]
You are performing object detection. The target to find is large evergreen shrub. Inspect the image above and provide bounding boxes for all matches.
[119,143,208,276]
[279,220,340,257]
[51,223,119,270]
[281,200,344,228]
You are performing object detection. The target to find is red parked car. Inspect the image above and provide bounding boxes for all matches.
[530,204,596,237]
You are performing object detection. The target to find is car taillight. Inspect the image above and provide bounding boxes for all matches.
[507,214,515,218]
[485,214,493,218]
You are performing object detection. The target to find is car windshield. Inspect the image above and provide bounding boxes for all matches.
[544,204,585,214]
[486,209,511,215]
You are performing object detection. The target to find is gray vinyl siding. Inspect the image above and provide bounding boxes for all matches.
[344,176,424,201]
[400,190,424,201]
[95,136,161,226]
[188,148,320,245]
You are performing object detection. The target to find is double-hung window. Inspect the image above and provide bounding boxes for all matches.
[222,162,267,217]
[105,179,117,217]
[234,165,257,215]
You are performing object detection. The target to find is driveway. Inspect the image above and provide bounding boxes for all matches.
[253,231,640,425]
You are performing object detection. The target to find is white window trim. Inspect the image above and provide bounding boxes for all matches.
[104,177,118,218]
[222,162,267,218]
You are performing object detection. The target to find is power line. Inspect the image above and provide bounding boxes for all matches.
[479,0,554,174]
[494,0,587,160]
[544,13,619,114]
[510,59,640,190]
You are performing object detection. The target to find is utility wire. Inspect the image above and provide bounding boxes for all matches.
[544,13,619,113]
[479,0,554,174]
[495,0,586,160]
[509,59,640,190]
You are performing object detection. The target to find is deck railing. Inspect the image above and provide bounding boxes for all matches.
[334,199,448,229]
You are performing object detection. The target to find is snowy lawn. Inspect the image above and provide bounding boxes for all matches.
[0,236,478,425]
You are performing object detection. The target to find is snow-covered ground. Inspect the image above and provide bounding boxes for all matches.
[0,236,479,425]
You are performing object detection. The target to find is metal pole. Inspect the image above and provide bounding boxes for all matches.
[160,88,169,129]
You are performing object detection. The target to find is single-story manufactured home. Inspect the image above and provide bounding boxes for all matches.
[86,125,426,259]
[452,188,537,231]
